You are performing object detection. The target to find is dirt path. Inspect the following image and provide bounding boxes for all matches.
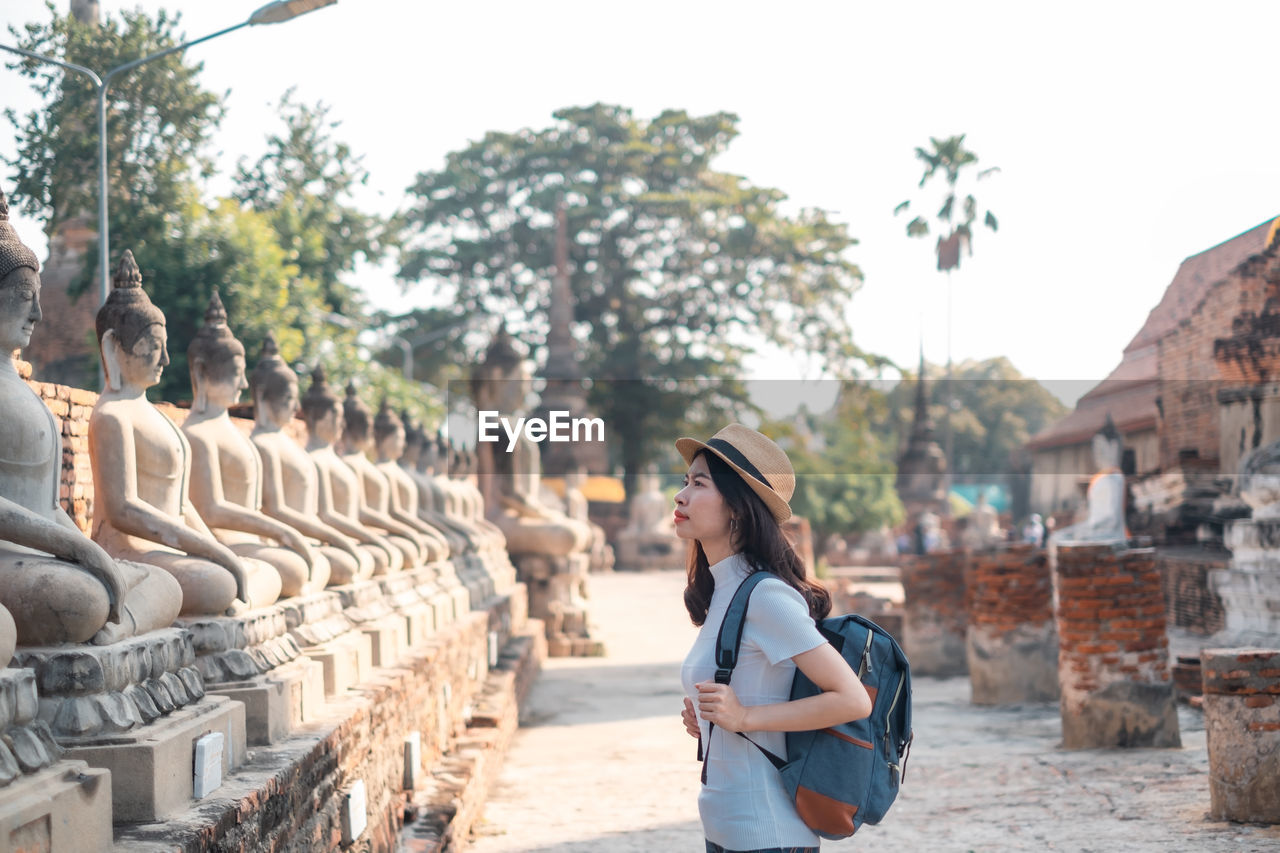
[465,571,1279,853]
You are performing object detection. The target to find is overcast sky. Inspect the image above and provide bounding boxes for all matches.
[4,1,1279,412]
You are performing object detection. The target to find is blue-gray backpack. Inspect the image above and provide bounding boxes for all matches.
[704,570,913,839]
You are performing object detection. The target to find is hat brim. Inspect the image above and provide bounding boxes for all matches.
[675,436,792,523]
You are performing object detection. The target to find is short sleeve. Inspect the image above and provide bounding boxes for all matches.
[743,578,825,665]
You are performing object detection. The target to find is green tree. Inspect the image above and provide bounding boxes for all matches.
[764,384,905,547]
[885,356,1066,486]
[4,3,223,301]
[233,90,390,315]
[399,103,871,483]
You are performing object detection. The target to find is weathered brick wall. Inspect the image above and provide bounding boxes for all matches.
[1053,544,1179,748]
[1201,648,1280,823]
[900,550,968,677]
[965,545,1057,704]
[1157,252,1274,472]
[1155,547,1227,635]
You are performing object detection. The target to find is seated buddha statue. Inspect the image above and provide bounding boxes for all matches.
[339,384,432,567]
[1052,414,1128,545]
[399,417,490,553]
[248,336,372,586]
[371,402,466,556]
[0,193,182,643]
[470,330,591,556]
[300,367,401,574]
[182,292,330,598]
[89,251,281,616]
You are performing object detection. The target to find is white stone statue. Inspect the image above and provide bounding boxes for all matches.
[0,197,181,643]
[249,337,373,586]
[1052,415,1127,544]
[373,403,465,556]
[299,366,401,574]
[183,292,330,598]
[89,251,281,615]
[961,493,1002,550]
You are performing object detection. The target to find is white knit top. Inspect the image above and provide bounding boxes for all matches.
[681,553,825,849]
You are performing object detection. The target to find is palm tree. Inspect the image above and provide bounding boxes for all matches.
[894,134,1000,490]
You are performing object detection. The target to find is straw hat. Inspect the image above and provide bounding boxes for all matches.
[675,423,795,522]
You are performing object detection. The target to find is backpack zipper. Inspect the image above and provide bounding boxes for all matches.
[857,631,874,678]
[884,672,906,782]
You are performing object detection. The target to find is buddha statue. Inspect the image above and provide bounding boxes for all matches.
[960,493,1002,550]
[183,293,330,598]
[89,251,281,615]
[615,464,682,571]
[396,415,477,553]
[0,194,182,643]
[564,466,615,571]
[249,337,372,585]
[471,331,591,556]
[300,367,400,574]
[1052,414,1127,544]
[373,403,468,556]
[339,384,431,567]
[421,433,506,550]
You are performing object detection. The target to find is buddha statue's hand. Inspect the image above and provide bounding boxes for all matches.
[282,529,320,572]
[74,540,129,626]
[209,543,253,609]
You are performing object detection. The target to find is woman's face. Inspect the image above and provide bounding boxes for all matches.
[673,453,733,545]
[0,267,41,353]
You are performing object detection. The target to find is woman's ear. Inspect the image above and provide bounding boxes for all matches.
[101,329,123,392]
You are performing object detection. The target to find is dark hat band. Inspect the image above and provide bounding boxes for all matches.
[706,437,773,491]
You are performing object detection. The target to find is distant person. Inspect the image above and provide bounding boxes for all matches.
[1022,513,1045,545]
[673,424,871,853]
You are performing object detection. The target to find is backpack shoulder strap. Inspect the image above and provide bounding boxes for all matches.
[713,570,770,683]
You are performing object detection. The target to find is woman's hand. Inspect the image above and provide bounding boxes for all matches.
[696,681,750,733]
[681,696,700,738]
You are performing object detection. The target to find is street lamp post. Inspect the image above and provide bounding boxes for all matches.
[1,0,336,309]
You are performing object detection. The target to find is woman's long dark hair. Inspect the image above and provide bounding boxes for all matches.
[682,449,830,626]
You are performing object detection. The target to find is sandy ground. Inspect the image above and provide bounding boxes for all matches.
[464,571,1280,853]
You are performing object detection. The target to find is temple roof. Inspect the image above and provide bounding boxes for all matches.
[1028,217,1277,452]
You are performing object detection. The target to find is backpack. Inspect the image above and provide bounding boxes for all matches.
[707,571,913,839]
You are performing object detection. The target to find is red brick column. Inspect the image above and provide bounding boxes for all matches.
[901,550,968,677]
[965,544,1058,705]
[1052,544,1180,748]
[1201,648,1280,823]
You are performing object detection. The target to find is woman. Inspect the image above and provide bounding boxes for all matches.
[676,424,872,853]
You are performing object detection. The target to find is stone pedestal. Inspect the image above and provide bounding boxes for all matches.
[66,695,245,822]
[0,668,112,853]
[900,550,968,676]
[512,552,603,656]
[965,545,1058,705]
[176,605,309,745]
[1202,648,1280,823]
[14,630,249,821]
[614,533,683,572]
[334,578,405,669]
[1052,544,1180,749]
[278,590,370,700]
[1216,518,1280,642]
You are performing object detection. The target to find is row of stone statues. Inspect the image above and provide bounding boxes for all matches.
[0,189,526,657]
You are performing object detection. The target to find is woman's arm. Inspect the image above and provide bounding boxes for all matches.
[696,642,872,733]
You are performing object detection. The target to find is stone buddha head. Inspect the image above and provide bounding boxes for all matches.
[473,327,530,414]
[95,251,168,392]
[188,290,247,414]
[400,411,424,466]
[373,399,406,461]
[250,333,299,429]
[300,365,343,445]
[1092,414,1123,472]
[342,382,373,453]
[0,187,42,356]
